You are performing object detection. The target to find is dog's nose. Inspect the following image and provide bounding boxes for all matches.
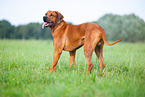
[43,16,47,22]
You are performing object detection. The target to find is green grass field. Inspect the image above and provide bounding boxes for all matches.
[0,40,144,97]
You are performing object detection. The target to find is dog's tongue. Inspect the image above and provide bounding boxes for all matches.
[42,22,48,29]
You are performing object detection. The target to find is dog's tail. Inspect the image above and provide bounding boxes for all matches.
[102,31,122,45]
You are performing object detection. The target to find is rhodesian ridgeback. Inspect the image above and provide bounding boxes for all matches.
[42,10,122,75]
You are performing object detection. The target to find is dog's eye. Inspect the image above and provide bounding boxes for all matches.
[50,13,55,17]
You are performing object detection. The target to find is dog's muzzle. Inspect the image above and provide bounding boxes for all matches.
[42,16,54,29]
[43,16,47,22]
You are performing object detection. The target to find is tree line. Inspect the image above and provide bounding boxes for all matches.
[0,20,53,40]
[0,13,145,42]
[93,14,145,42]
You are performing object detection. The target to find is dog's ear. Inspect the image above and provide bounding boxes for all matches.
[55,11,64,24]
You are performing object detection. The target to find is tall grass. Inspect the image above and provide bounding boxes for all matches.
[0,40,144,97]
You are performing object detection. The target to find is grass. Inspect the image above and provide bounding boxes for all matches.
[0,40,144,97]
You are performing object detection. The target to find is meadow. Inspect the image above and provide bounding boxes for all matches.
[0,40,144,97]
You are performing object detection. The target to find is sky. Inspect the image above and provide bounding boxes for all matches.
[0,0,145,26]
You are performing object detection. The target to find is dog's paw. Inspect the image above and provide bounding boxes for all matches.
[49,69,55,73]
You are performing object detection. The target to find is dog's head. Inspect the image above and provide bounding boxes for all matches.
[42,10,64,29]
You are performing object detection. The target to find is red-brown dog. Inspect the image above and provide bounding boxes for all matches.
[42,10,122,75]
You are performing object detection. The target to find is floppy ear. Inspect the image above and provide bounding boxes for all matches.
[55,11,64,24]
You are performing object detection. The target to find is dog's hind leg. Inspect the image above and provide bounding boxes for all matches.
[84,32,101,75]
[84,47,94,75]
[95,40,105,70]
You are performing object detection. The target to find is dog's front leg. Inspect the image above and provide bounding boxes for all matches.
[50,50,62,73]
[69,50,76,67]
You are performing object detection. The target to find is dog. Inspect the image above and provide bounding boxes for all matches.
[42,10,122,75]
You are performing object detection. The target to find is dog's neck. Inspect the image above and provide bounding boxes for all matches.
[50,20,66,37]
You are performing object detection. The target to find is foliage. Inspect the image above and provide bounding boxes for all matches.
[0,20,53,40]
[0,40,145,97]
[93,14,145,42]
[0,20,15,39]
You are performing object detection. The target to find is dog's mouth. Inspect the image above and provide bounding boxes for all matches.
[42,22,54,29]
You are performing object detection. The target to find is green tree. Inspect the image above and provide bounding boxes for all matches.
[0,20,14,39]
[15,25,28,40]
[94,14,145,42]
[122,14,145,42]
